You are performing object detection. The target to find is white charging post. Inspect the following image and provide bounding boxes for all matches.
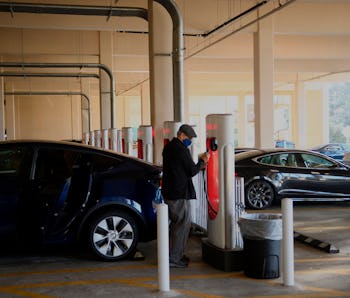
[122,127,134,156]
[102,129,109,149]
[94,130,102,148]
[89,131,95,146]
[83,132,89,145]
[110,129,122,152]
[202,114,243,271]
[137,125,153,163]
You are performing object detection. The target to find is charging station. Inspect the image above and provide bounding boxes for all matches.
[137,125,153,163]
[89,131,95,146]
[163,121,181,146]
[122,127,134,156]
[83,132,89,145]
[109,128,122,152]
[94,130,102,148]
[202,114,243,272]
[102,129,109,149]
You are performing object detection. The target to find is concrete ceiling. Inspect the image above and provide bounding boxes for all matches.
[1,0,350,95]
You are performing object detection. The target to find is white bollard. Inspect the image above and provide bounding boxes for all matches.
[282,198,295,286]
[157,203,170,292]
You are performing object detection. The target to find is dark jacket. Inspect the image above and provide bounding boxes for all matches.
[161,137,205,200]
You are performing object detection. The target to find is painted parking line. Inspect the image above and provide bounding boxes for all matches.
[295,225,349,232]
[295,257,350,263]
[0,263,157,278]
[0,266,349,298]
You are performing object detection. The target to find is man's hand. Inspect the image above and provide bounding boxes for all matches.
[199,152,210,163]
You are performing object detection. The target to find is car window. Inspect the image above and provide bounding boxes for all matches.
[91,153,123,172]
[257,153,288,166]
[257,153,299,167]
[300,153,336,168]
[325,145,341,151]
[35,148,79,180]
[0,146,33,176]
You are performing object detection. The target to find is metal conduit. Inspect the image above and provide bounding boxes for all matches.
[4,91,92,132]
[0,62,114,128]
[154,0,184,122]
[0,1,184,122]
[0,2,148,20]
[0,72,100,79]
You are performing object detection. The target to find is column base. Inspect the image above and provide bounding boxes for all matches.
[202,238,243,272]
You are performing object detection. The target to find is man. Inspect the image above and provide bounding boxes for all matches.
[162,124,209,268]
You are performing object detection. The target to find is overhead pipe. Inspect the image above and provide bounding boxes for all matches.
[4,91,92,132]
[0,2,148,20]
[0,72,100,79]
[117,1,268,38]
[0,62,114,128]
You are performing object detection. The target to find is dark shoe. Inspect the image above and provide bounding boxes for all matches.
[169,259,188,268]
[181,255,190,264]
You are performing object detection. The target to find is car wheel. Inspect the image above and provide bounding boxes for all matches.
[245,180,274,210]
[87,210,139,261]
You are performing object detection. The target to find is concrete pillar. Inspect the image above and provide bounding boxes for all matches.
[295,80,307,148]
[322,85,330,144]
[253,17,274,148]
[99,31,114,130]
[148,0,174,164]
[141,82,151,125]
[5,85,15,140]
[237,93,245,146]
[0,77,5,140]
[306,88,324,147]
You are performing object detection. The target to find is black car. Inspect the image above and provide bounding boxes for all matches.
[235,149,350,210]
[0,140,161,260]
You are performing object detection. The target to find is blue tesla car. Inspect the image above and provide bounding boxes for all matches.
[0,140,161,261]
[311,143,350,161]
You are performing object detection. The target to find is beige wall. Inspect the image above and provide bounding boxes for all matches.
[0,28,101,140]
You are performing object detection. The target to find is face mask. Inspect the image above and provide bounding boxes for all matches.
[183,139,192,148]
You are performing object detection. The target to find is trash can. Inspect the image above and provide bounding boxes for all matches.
[238,213,282,279]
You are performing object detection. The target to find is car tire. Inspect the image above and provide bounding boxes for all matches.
[87,210,139,261]
[245,180,275,210]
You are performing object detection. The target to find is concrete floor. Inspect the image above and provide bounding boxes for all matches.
[0,202,349,298]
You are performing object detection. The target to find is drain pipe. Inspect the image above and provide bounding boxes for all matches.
[0,62,114,128]
[4,91,92,133]
[154,0,184,122]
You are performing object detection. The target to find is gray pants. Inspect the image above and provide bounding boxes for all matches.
[165,199,191,263]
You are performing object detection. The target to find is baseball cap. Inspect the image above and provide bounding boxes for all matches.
[179,124,197,138]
